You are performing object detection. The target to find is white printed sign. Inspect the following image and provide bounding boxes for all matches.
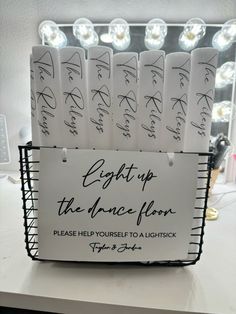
[38,149,198,262]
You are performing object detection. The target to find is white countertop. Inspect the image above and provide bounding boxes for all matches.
[0,172,236,314]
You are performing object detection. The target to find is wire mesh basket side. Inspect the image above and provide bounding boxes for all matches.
[19,145,39,260]
[181,153,212,266]
[19,146,212,265]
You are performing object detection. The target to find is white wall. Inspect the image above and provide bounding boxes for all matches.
[0,0,236,170]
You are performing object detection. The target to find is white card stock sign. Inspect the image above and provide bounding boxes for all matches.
[38,148,198,261]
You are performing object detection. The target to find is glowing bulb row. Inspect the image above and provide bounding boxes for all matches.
[73,18,168,50]
[39,18,236,52]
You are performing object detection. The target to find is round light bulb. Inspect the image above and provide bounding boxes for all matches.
[215,68,227,88]
[100,33,113,43]
[38,20,67,48]
[179,31,199,51]
[145,18,167,50]
[80,30,99,48]
[212,30,233,51]
[215,61,235,88]
[212,101,232,122]
[48,30,67,48]
[73,18,98,48]
[184,18,206,38]
[179,18,206,51]
[222,19,236,41]
[109,18,130,50]
[220,62,235,83]
[38,20,58,40]
[73,18,94,39]
[212,19,236,51]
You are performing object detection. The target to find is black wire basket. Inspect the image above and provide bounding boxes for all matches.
[19,144,213,266]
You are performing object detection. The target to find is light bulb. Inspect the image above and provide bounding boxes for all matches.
[73,18,98,49]
[144,18,167,50]
[38,20,67,48]
[215,61,235,88]
[212,101,232,122]
[212,19,236,51]
[109,18,130,51]
[222,19,236,41]
[100,33,113,43]
[38,20,58,40]
[51,30,67,48]
[212,30,233,51]
[179,18,206,51]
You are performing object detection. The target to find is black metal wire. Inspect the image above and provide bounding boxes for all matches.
[18,145,212,266]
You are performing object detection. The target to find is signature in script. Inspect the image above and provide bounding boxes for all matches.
[89,242,142,253]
